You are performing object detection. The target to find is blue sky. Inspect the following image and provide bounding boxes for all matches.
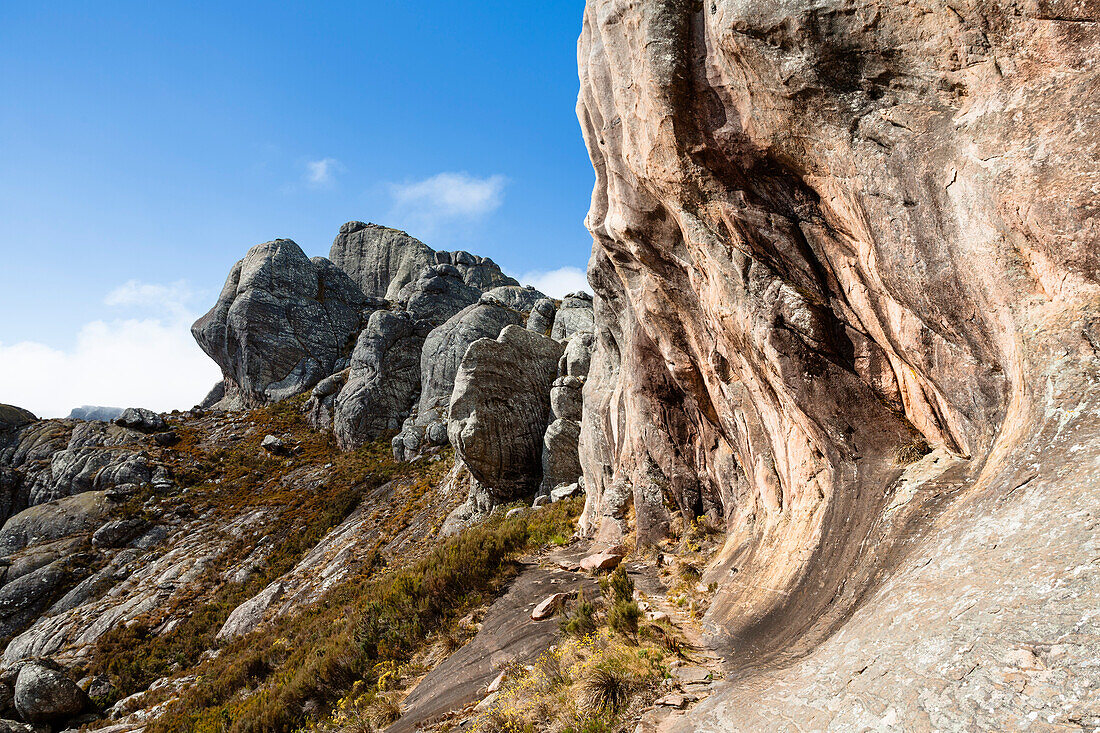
[0,1,594,416]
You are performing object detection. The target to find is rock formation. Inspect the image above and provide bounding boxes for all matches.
[192,239,373,408]
[539,333,595,494]
[394,296,527,460]
[392,264,482,326]
[577,0,1100,726]
[328,221,435,299]
[448,325,563,498]
[329,221,519,300]
[332,310,431,451]
[525,298,557,335]
[549,292,594,341]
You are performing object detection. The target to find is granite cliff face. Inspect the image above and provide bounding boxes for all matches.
[577,0,1100,727]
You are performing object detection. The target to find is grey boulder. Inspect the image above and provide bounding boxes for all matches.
[393,264,482,326]
[191,238,373,408]
[448,325,564,499]
[328,222,435,300]
[526,298,557,335]
[394,296,527,460]
[550,292,595,341]
[13,661,90,724]
[112,408,166,433]
[332,310,431,451]
[0,492,111,556]
[483,285,546,313]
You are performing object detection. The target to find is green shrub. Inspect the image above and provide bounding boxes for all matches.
[559,589,598,637]
[607,600,641,638]
[599,566,633,605]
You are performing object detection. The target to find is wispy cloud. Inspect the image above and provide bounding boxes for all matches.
[105,279,195,318]
[389,172,506,235]
[0,280,220,418]
[518,266,590,299]
[305,157,342,188]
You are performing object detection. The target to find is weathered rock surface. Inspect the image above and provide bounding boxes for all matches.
[549,292,594,341]
[539,333,595,494]
[328,222,435,300]
[0,492,111,557]
[192,238,373,408]
[303,370,348,432]
[332,310,431,451]
[448,325,563,500]
[483,285,547,313]
[393,264,482,326]
[328,221,519,300]
[394,297,526,461]
[526,298,557,335]
[577,0,1100,728]
[13,660,90,723]
[113,408,167,433]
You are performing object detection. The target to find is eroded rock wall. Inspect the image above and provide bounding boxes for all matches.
[577,0,1100,705]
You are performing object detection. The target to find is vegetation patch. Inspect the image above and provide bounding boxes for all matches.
[143,499,582,733]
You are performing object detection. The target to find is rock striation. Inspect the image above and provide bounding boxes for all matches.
[577,0,1100,727]
[448,325,563,499]
[332,310,432,451]
[192,239,373,408]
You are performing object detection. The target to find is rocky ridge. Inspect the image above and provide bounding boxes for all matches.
[0,1,1097,729]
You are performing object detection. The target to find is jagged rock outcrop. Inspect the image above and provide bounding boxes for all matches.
[394,296,526,460]
[192,239,374,408]
[113,408,167,433]
[329,221,519,300]
[549,292,594,341]
[332,310,431,450]
[393,264,482,326]
[448,325,563,498]
[577,0,1100,727]
[329,222,435,300]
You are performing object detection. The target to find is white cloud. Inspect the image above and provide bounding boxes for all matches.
[519,266,590,299]
[0,281,221,419]
[104,279,194,317]
[389,172,506,232]
[305,157,342,187]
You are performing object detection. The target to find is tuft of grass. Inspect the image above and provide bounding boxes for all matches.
[894,437,932,465]
[580,665,635,715]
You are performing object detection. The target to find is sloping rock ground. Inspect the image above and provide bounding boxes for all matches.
[576,0,1100,728]
[389,561,600,733]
